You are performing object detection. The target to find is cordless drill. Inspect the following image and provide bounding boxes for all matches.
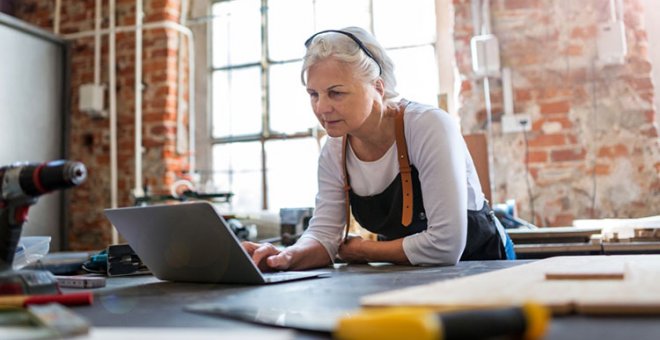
[0,160,87,272]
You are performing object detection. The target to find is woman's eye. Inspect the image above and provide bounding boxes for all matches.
[329,91,343,98]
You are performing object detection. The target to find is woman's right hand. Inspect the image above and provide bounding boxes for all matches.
[241,241,293,272]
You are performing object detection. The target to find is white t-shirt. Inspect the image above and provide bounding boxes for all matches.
[299,101,485,265]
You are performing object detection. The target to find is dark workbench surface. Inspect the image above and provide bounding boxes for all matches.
[69,260,660,340]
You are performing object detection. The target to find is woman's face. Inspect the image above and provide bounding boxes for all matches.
[305,57,381,138]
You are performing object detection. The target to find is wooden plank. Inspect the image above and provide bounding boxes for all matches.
[463,133,490,204]
[514,243,601,254]
[545,272,624,280]
[361,255,660,315]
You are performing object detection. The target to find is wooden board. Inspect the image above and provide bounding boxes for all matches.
[361,255,660,315]
[463,133,490,204]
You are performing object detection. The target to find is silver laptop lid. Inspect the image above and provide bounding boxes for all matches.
[104,202,266,284]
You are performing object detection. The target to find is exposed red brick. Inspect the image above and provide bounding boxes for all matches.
[628,58,652,73]
[597,144,629,158]
[628,77,654,91]
[641,126,659,138]
[593,163,611,176]
[461,80,472,92]
[527,150,548,163]
[539,86,575,100]
[528,134,566,147]
[540,100,571,114]
[551,148,586,162]
[524,167,537,183]
[566,134,579,144]
[570,26,597,39]
[562,44,583,56]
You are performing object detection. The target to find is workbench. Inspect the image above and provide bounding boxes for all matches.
[509,226,660,259]
[66,259,660,340]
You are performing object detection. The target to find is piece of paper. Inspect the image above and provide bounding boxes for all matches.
[75,327,294,340]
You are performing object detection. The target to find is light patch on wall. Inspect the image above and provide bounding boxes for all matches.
[535,166,576,186]
[604,161,640,208]
[541,121,563,134]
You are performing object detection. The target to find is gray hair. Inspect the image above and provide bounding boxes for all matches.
[301,26,398,102]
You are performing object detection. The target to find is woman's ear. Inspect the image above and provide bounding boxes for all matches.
[373,78,385,97]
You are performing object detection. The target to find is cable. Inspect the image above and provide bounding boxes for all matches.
[589,60,598,218]
[521,124,535,225]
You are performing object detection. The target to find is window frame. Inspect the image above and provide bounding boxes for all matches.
[207,0,440,212]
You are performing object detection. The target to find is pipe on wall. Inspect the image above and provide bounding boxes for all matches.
[65,19,196,212]
[175,0,197,177]
[94,0,101,86]
[134,0,144,200]
[176,0,190,156]
[53,0,61,34]
[108,0,118,244]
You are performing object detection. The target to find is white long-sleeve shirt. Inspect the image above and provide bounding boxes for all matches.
[299,101,485,265]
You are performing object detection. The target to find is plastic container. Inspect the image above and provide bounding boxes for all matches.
[13,236,51,270]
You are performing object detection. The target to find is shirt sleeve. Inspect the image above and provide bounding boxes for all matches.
[401,104,468,265]
[298,137,345,262]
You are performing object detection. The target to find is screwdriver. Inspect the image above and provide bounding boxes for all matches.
[334,302,549,340]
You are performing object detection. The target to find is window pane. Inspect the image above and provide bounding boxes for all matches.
[389,46,439,106]
[373,0,436,47]
[212,0,261,67]
[265,138,319,212]
[313,0,371,31]
[212,142,263,213]
[269,61,317,134]
[268,0,314,61]
[212,67,262,137]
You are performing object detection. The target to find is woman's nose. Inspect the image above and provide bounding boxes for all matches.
[315,95,331,113]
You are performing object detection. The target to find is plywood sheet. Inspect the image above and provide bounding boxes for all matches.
[361,255,660,315]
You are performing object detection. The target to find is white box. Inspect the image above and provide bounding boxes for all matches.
[470,34,500,76]
[502,114,531,134]
[597,21,627,65]
[79,83,105,117]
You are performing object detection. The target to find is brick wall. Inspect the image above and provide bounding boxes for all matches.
[15,0,189,249]
[454,0,660,226]
[12,0,660,250]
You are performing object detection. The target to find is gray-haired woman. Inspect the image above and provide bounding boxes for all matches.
[242,27,515,272]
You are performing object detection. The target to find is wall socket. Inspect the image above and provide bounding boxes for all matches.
[502,114,531,133]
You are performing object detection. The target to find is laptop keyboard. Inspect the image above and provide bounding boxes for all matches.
[262,271,326,283]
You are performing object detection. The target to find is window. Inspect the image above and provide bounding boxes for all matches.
[210,0,438,213]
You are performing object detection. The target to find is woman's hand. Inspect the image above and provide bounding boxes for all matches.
[241,241,293,272]
[337,235,369,264]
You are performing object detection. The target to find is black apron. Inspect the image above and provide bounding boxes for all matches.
[348,166,506,261]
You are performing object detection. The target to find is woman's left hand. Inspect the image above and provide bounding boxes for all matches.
[338,235,369,263]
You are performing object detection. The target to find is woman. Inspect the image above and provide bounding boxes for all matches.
[242,27,514,272]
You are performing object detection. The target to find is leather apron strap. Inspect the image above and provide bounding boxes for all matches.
[341,136,351,242]
[395,100,413,227]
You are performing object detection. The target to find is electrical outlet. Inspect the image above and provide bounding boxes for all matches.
[502,114,531,133]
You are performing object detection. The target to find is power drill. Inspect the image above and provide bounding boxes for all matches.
[0,160,87,271]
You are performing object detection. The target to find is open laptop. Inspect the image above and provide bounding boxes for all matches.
[104,202,328,284]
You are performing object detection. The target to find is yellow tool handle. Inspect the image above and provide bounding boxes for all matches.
[334,302,550,340]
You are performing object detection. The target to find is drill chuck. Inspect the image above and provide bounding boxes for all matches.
[17,160,87,196]
[1,160,87,200]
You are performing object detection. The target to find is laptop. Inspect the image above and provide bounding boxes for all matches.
[104,202,328,284]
